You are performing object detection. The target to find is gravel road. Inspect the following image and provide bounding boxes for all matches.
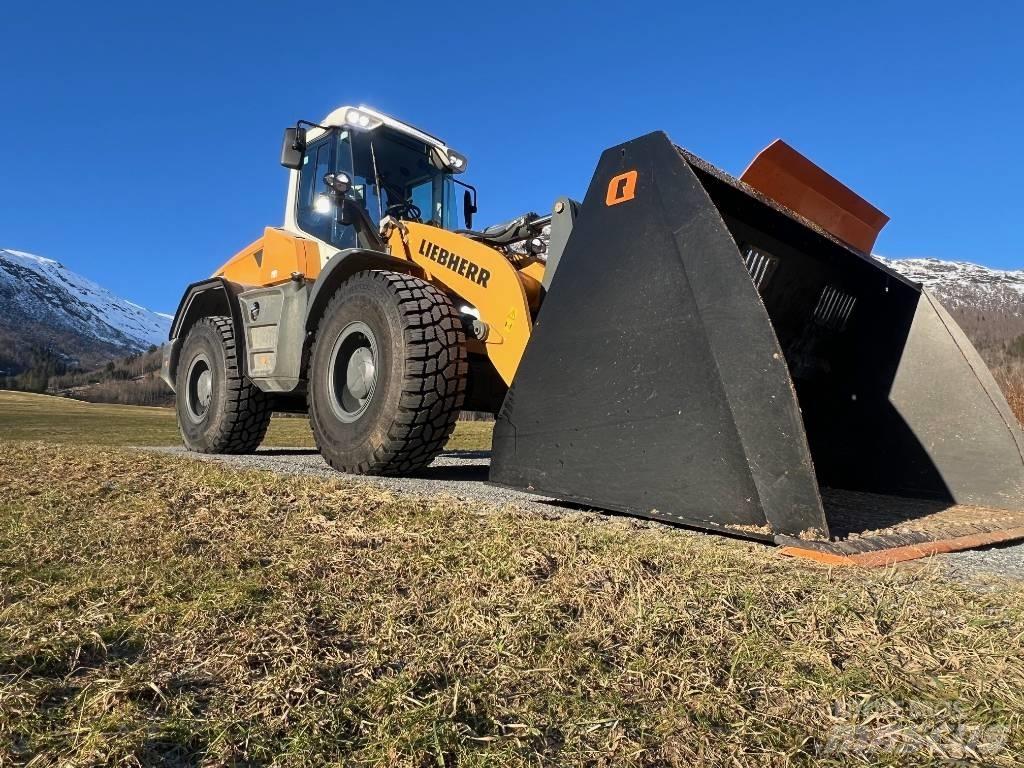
[153,446,551,511]
[149,446,1024,584]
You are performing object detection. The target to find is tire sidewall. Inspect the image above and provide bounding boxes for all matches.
[176,321,231,452]
[309,275,406,466]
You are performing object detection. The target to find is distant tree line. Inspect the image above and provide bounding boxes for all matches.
[48,345,173,406]
[0,346,67,393]
[67,375,173,407]
[2,344,173,406]
[948,307,1024,352]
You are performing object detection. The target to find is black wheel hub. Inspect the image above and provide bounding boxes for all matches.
[185,354,213,422]
[327,321,378,423]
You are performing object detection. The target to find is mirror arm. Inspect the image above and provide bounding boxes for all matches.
[323,173,354,225]
[296,119,330,132]
[454,178,478,208]
[280,120,333,170]
[455,179,478,230]
[336,197,353,227]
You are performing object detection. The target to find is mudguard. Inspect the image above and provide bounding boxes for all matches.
[162,277,246,391]
[305,248,423,333]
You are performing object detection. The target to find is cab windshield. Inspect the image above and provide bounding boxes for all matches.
[342,128,458,229]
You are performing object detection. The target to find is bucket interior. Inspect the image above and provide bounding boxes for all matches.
[693,166,955,505]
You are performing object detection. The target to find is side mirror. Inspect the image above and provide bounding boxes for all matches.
[280,127,306,170]
[324,173,353,225]
[324,172,351,195]
[463,189,478,230]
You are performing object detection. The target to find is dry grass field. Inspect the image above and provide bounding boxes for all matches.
[993,365,1024,426]
[2,393,1024,765]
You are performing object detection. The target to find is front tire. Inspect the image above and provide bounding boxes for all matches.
[308,270,467,475]
[175,316,272,453]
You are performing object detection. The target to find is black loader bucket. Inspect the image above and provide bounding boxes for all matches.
[489,131,1024,563]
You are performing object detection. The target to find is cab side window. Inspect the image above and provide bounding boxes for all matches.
[296,137,335,243]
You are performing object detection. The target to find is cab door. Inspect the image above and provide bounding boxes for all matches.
[294,131,357,250]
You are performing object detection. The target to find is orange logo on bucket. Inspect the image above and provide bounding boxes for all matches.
[606,170,638,206]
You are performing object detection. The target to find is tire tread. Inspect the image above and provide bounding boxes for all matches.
[308,270,467,475]
[180,316,272,454]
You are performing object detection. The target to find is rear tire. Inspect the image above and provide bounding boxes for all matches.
[176,316,272,454]
[308,270,467,475]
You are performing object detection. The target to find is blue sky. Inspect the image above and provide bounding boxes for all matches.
[1,1,1021,312]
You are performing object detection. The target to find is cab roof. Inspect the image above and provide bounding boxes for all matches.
[308,105,468,173]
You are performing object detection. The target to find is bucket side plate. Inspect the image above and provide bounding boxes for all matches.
[489,132,826,539]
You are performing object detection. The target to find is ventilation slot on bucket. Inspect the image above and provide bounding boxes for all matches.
[813,285,856,331]
[742,246,778,294]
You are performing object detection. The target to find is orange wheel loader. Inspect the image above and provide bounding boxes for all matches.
[162,104,1024,563]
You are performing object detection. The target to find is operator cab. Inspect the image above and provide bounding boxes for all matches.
[281,106,474,261]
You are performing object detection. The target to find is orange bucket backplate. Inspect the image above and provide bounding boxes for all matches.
[740,140,890,254]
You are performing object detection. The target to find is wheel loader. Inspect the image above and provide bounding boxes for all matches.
[163,104,1024,564]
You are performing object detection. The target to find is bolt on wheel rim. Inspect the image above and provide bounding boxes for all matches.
[328,321,378,423]
[185,354,213,422]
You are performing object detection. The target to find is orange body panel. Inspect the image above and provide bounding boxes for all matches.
[214,223,539,385]
[215,227,321,287]
[740,140,889,254]
[517,260,546,310]
[387,222,533,385]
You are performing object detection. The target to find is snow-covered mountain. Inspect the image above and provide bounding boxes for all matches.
[2,242,1021,376]
[877,257,1024,314]
[0,248,171,373]
[874,256,1024,352]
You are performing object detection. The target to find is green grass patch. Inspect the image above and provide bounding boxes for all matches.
[0,391,493,451]
[1,441,1022,765]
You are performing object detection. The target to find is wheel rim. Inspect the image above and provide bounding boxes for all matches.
[185,354,213,422]
[327,321,378,423]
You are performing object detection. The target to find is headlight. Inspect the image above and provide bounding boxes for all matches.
[446,149,469,173]
[343,109,382,130]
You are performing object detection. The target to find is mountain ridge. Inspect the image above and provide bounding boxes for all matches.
[2,244,1023,376]
[878,256,1024,312]
[877,256,1024,351]
[0,248,170,375]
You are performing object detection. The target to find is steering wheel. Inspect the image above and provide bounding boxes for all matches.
[384,200,422,222]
